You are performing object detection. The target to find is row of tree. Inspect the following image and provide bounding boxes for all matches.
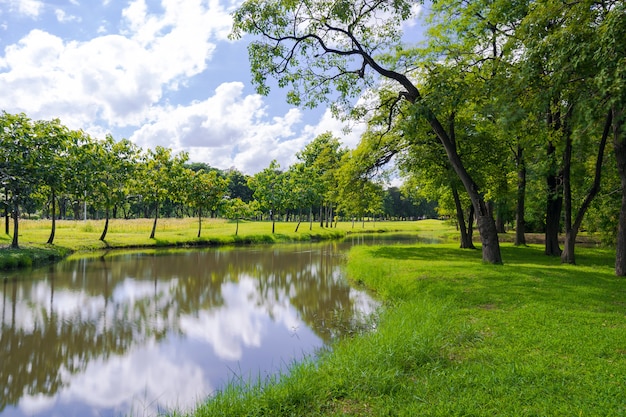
[0,112,434,249]
[231,0,626,275]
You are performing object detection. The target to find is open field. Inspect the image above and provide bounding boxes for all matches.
[179,242,625,416]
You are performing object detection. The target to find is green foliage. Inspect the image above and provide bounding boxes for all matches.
[248,160,286,219]
[231,0,415,115]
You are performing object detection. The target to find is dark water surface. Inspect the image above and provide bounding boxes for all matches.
[0,236,417,417]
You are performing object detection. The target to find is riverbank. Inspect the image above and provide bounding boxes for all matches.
[184,242,624,416]
[0,217,450,271]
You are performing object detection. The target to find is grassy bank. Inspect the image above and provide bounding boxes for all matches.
[182,242,625,416]
[0,217,447,270]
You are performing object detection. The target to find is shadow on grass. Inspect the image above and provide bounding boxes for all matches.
[365,243,622,313]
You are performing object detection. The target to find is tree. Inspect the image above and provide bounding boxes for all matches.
[32,118,71,245]
[133,147,189,239]
[296,133,346,228]
[336,150,385,228]
[248,160,286,233]
[516,0,620,265]
[187,169,228,238]
[223,197,253,236]
[286,162,321,231]
[225,168,254,203]
[92,136,139,241]
[231,0,503,263]
[64,130,98,221]
[592,2,626,275]
[0,112,40,248]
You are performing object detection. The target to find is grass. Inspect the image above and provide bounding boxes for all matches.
[176,242,625,417]
[0,217,446,270]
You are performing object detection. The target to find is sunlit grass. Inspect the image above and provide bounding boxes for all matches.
[0,217,444,269]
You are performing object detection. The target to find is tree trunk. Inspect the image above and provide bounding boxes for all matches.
[451,182,474,249]
[560,108,574,263]
[4,189,9,235]
[545,140,563,256]
[495,210,506,234]
[309,206,313,231]
[325,204,329,228]
[612,108,626,276]
[197,208,202,238]
[149,202,159,239]
[328,203,335,228]
[47,189,56,244]
[319,205,323,228]
[235,218,239,236]
[272,220,275,234]
[422,109,501,263]
[72,202,81,221]
[100,206,110,241]
[467,203,475,245]
[515,144,526,246]
[545,194,562,256]
[11,200,19,249]
[562,109,609,264]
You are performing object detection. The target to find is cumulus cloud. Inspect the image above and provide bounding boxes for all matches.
[130,82,312,174]
[0,29,165,128]
[0,0,233,128]
[0,0,378,174]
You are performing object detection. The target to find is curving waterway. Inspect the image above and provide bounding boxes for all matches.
[0,235,425,417]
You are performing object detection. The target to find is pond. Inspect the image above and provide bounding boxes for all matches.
[0,235,423,417]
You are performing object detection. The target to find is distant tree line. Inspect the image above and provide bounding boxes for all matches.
[0,112,435,248]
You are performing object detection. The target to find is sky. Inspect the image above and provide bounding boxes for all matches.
[0,0,422,175]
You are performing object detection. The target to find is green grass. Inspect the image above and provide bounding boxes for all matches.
[0,217,441,270]
[178,242,625,417]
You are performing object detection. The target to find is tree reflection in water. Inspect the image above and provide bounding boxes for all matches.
[0,241,378,417]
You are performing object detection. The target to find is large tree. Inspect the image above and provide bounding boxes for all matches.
[296,133,346,228]
[92,136,139,242]
[248,160,286,233]
[0,112,43,248]
[32,118,71,245]
[186,169,228,238]
[232,0,503,263]
[593,1,626,275]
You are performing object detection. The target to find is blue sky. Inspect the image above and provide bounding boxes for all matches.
[0,0,422,174]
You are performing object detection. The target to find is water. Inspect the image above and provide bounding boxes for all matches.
[0,239,388,417]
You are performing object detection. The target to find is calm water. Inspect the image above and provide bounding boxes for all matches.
[0,238,395,417]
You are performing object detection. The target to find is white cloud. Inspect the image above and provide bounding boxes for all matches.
[302,108,367,149]
[3,0,44,17]
[55,8,81,23]
[0,0,233,133]
[402,3,423,28]
[179,276,304,361]
[129,81,311,173]
[0,29,166,128]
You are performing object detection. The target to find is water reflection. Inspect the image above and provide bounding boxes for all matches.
[0,241,378,417]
